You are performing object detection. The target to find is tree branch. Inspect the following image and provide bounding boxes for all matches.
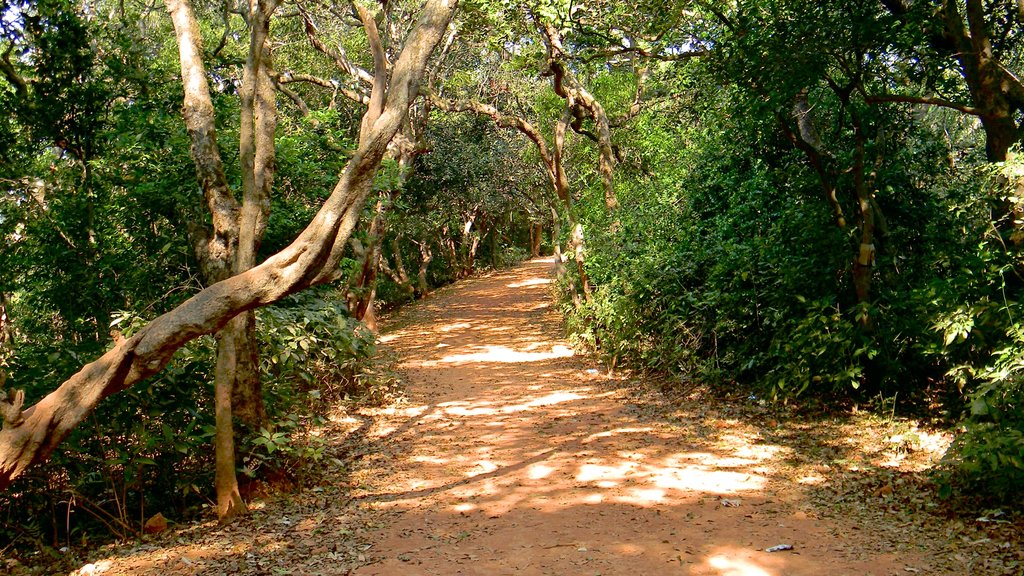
[431,96,553,170]
[0,44,28,99]
[356,1,389,140]
[298,4,375,87]
[584,46,707,63]
[271,75,311,115]
[863,94,980,116]
[276,71,371,104]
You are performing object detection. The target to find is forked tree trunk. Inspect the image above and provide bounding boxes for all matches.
[939,0,1023,164]
[170,0,278,522]
[379,236,416,298]
[166,0,250,521]
[0,0,458,494]
[538,20,619,211]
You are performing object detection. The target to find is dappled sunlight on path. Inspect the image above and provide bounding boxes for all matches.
[349,258,927,576]
[61,259,964,576]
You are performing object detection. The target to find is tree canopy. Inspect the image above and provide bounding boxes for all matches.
[1,0,1023,548]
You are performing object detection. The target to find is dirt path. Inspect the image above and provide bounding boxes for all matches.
[56,258,1022,576]
[346,259,935,575]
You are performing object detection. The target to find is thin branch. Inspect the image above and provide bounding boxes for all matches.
[211,0,232,58]
[0,43,28,99]
[777,110,847,229]
[584,46,707,63]
[863,94,980,116]
[431,96,552,163]
[610,67,648,127]
[298,4,374,86]
[276,71,370,104]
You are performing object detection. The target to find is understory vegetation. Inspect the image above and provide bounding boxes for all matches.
[1,0,1023,559]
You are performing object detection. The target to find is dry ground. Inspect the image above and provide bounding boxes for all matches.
[20,258,1022,575]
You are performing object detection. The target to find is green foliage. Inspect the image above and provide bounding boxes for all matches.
[1,311,217,547]
[563,16,984,411]
[936,153,1024,504]
[0,287,386,550]
[257,290,380,406]
[2,0,1024,548]
[241,413,334,485]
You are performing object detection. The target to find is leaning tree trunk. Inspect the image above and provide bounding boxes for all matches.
[0,0,458,494]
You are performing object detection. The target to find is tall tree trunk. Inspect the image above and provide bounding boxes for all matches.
[459,212,479,277]
[551,206,564,277]
[554,107,592,303]
[348,198,386,328]
[570,222,592,303]
[416,239,433,297]
[530,222,543,258]
[228,2,276,429]
[166,0,249,522]
[490,228,499,268]
[213,315,247,521]
[940,0,1023,163]
[851,116,874,329]
[0,293,12,349]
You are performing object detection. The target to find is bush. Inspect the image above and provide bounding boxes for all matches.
[258,290,379,408]
[0,289,390,552]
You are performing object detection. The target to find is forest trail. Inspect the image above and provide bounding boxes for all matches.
[345,258,940,576]
[69,258,993,576]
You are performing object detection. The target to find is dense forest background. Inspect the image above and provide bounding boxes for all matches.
[1,0,1022,554]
